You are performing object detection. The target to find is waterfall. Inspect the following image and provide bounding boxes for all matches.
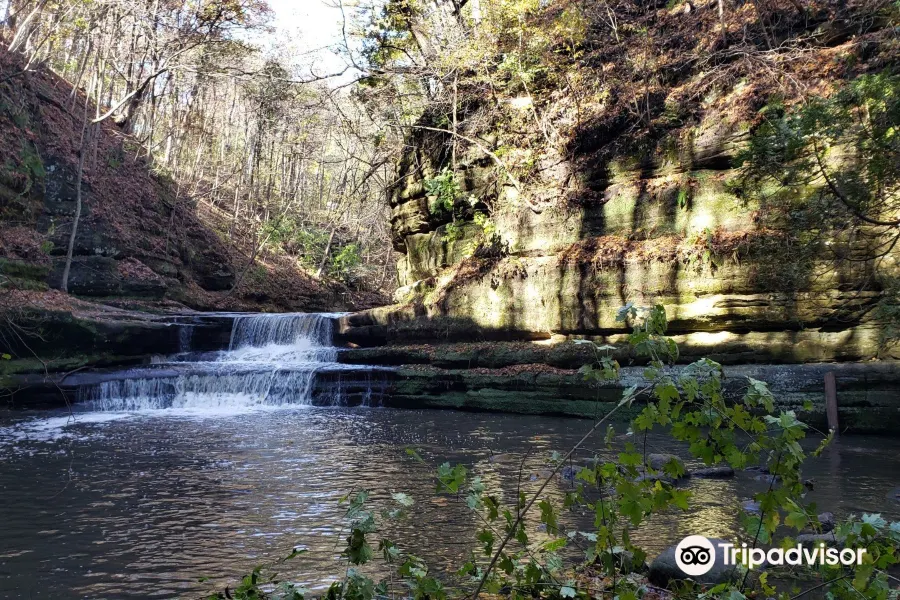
[229,313,334,349]
[78,313,387,412]
[178,324,194,353]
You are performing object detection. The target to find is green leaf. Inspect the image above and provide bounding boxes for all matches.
[616,302,635,323]
[618,385,638,406]
[405,447,425,463]
[477,529,494,555]
[436,462,467,494]
[862,513,887,530]
[543,537,568,552]
[785,511,808,530]
[742,514,770,544]
[538,499,559,534]
[670,488,691,510]
[346,491,369,517]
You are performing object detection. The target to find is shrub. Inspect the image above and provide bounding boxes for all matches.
[330,243,362,282]
[424,168,461,216]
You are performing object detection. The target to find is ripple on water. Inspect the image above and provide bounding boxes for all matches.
[0,407,899,600]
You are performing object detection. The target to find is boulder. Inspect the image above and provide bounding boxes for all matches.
[692,466,735,479]
[646,453,686,477]
[744,466,770,474]
[48,256,166,298]
[754,474,781,485]
[648,538,743,587]
[818,512,836,533]
[635,473,676,485]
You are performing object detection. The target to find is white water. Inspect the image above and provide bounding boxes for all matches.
[77,313,374,413]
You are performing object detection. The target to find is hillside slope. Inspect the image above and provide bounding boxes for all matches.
[0,49,384,316]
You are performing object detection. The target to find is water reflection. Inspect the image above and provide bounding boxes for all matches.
[0,408,898,599]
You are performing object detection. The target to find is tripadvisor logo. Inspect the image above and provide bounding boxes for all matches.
[675,535,867,576]
[675,535,716,576]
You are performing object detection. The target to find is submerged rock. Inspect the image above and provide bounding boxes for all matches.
[744,466,771,474]
[560,465,578,481]
[692,466,735,479]
[634,473,676,485]
[646,453,686,477]
[754,474,781,485]
[648,538,743,587]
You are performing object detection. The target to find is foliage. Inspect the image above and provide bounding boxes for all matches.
[441,222,465,243]
[262,220,364,283]
[210,305,900,600]
[738,71,900,335]
[473,212,495,238]
[330,243,362,283]
[424,169,461,216]
[740,73,899,227]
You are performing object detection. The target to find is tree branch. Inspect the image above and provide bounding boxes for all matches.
[812,138,900,228]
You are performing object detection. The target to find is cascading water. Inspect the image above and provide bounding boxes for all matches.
[78,313,388,412]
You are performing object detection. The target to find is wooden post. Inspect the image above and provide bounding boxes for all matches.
[824,371,839,435]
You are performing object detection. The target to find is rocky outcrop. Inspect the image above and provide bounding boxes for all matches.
[343,100,899,362]
[336,342,900,433]
[648,539,740,587]
[348,3,900,366]
[0,307,235,407]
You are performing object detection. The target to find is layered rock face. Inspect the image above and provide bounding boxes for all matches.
[0,53,236,302]
[336,2,899,429]
[344,112,896,363]
[337,134,900,428]
[342,0,900,365]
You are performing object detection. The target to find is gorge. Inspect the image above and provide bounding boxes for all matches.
[1,0,899,597]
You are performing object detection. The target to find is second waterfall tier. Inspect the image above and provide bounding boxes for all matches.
[78,313,389,411]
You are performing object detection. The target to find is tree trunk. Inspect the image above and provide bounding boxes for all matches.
[316,227,336,278]
[61,121,91,293]
[7,0,48,53]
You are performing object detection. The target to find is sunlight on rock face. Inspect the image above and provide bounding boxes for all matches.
[687,331,734,345]
[508,96,533,109]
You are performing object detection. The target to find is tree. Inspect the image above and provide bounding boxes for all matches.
[739,72,900,342]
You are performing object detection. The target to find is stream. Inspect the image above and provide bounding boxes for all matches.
[1,313,898,599]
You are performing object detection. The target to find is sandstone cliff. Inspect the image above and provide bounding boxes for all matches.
[342,0,899,364]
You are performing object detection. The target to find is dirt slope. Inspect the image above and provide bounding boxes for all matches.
[0,48,384,315]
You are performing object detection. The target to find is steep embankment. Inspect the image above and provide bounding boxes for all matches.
[0,49,381,373]
[343,0,898,359]
[337,0,900,428]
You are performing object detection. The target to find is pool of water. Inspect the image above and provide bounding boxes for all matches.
[1,406,898,599]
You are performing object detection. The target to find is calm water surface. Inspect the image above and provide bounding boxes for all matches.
[1,407,898,599]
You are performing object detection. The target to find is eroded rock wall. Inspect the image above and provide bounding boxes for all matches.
[348,115,897,362]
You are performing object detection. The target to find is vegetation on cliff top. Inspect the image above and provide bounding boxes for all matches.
[354,0,899,351]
